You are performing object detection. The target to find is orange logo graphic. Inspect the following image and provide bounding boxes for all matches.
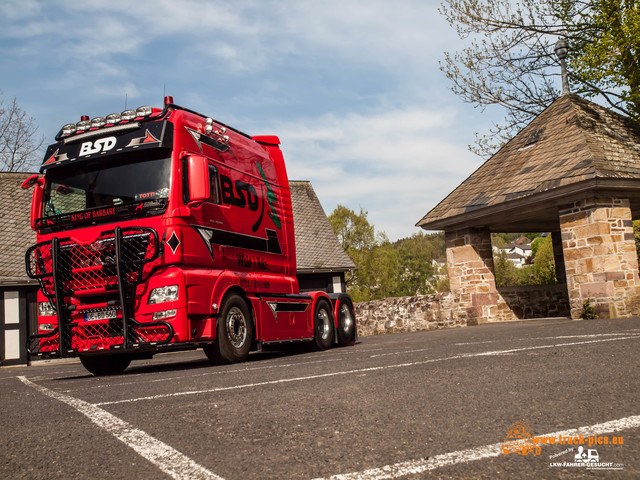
[501,423,542,456]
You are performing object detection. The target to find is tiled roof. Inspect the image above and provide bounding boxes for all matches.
[290,181,355,273]
[417,94,640,231]
[0,174,353,284]
[0,172,38,284]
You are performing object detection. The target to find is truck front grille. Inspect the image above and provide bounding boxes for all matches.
[26,228,160,297]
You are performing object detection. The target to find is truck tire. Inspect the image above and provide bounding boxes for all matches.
[337,300,356,345]
[313,299,334,350]
[80,354,131,376]
[207,295,253,364]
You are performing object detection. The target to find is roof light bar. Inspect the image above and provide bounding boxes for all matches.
[59,101,165,138]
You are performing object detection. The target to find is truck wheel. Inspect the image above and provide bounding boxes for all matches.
[313,299,334,350]
[337,300,356,345]
[208,295,253,364]
[80,354,131,376]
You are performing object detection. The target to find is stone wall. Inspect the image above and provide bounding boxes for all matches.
[354,285,570,336]
[497,284,570,319]
[354,292,463,337]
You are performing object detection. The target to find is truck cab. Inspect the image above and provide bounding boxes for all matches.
[24,97,356,375]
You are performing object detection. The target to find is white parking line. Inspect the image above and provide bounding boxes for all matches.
[18,376,223,480]
[372,332,640,358]
[94,334,639,406]
[318,415,640,479]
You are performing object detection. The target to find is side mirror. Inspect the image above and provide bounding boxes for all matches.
[187,155,210,204]
[22,175,44,229]
[31,184,43,229]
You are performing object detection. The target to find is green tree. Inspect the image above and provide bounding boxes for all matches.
[531,234,557,284]
[328,205,388,302]
[328,205,377,252]
[440,0,640,157]
[328,208,449,301]
[395,232,445,296]
[493,250,523,287]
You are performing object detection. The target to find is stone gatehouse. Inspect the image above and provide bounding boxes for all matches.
[416,94,640,324]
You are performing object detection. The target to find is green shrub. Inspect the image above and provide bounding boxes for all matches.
[581,300,597,319]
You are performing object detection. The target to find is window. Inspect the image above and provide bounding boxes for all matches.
[43,154,171,217]
[208,164,220,204]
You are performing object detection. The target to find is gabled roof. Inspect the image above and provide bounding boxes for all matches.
[0,173,353,284]
[290,181,355,273]
[0,172,37,284]
[417,94,640,232]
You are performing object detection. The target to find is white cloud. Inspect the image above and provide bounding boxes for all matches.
[269,107,479,239]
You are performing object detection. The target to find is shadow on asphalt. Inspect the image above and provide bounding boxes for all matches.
[50,343,332,380]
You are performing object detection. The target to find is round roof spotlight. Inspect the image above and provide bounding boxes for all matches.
[136,105,153,117]
[205,118,213,134]
[121,109,137,121]
[91,117,106,128]
[554,38,569,60]
[62,124,77,136]
[76,120,91,132]
[105,113,122,124]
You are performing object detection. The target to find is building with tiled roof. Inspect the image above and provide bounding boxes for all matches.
[291,181,355,273]
[417,94,640,323]
[0,172,38,284]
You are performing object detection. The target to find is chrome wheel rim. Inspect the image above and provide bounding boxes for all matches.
[316,308,331,340]
[226,307,247,348]
[340,304,353,333]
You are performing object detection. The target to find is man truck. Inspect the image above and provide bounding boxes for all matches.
[23,97,356,375]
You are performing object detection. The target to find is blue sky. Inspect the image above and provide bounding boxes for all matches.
[0,0,506,240]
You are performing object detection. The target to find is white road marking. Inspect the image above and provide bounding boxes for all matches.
[95,334,639,406]
[318,415,640,479]
[149,357,344,384]
[17,376,223,480]
[372,332,640,357]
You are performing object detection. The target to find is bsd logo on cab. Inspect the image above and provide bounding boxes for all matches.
[79,136,117,156]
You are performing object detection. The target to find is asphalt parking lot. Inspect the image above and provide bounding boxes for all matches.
[2,317,639,479]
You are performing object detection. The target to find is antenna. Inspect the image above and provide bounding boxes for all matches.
[124,93,128,110]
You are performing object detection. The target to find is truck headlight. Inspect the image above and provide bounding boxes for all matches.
[148,285,179,304]
[38,302,56,316]
[153,309,177,320]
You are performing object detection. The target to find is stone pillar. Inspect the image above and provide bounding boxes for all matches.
[445,228,516,325]
[559,196,640,319]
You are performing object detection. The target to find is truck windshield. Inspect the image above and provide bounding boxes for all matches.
[43,155,171,218]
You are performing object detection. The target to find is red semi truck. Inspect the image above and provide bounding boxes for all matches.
[23,97,356,375]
